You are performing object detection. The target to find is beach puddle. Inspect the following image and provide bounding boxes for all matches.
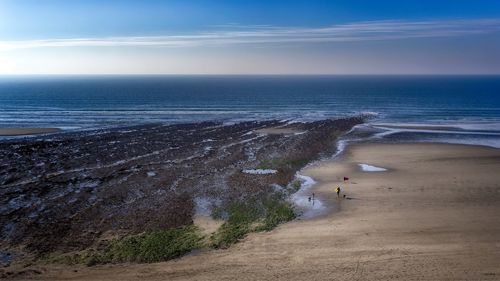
[358,163,387,172]
[290,174,327,219]
[242,169,277,174]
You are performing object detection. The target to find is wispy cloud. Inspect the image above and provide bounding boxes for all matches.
[1,19,500,51]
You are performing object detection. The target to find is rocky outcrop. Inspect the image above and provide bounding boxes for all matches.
[0,117,363,257]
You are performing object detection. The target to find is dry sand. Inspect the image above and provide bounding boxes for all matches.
[16,143,500,280]
[0,128,61,136]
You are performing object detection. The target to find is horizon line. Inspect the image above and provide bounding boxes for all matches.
[2,73,500,76]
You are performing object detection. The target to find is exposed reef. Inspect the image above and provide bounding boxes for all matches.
[0,116,364,262]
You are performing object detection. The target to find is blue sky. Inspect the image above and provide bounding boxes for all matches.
[1,0,500,74]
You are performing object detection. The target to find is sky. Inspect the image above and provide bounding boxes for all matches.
[1,0,500,74]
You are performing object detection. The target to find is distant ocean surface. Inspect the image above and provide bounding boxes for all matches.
[1,75,500,147]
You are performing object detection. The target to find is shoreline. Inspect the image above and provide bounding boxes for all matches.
[20,141,500,280]
[3,120,500,151]
[0,128,61,136]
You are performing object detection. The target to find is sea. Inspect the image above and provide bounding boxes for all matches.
[1,75,500,148]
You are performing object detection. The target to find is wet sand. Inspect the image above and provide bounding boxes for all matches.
[0,128,61,136]
[14,143,500,280]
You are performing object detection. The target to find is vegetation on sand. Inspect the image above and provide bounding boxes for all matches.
[46,225,202,266]
[210,196,295,248]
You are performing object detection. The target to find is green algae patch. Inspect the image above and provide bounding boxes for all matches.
[210,196,296,249]
[46,225,202,266]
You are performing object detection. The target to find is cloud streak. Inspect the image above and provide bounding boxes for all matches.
[1,19,500,51]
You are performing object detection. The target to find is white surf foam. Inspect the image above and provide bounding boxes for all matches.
[365,123,500,149]
[331,123,367,159]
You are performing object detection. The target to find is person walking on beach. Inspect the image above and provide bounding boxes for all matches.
[335,186,341,198]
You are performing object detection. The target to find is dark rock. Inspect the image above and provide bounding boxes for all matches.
[0,117,364,260]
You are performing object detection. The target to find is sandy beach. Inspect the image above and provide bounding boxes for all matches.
[0,128,61,136]
[9,142,500,280]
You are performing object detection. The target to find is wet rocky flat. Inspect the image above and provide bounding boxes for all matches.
[0,117,363,261]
